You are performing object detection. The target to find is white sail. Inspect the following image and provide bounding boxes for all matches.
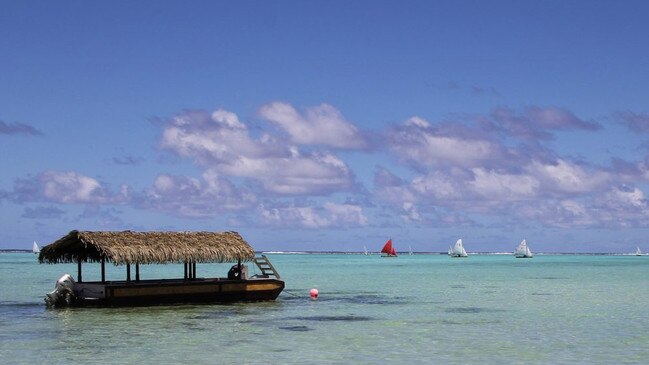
[363,246,369,255]
[515,239,532,258]
[636,247,642,256]
[32,241,40,254]
[449,239,468,257]
[409,245,413,255]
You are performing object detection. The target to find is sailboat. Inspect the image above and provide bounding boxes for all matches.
[408,245,413,255]
[363,246,369,255]
[448,239,468,258]
[514,239,533,258]
[636,247,642,256]
[380,239,397,257]
[32,241,40,254]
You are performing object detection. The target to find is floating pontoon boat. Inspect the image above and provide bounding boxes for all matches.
[39,230,284,307]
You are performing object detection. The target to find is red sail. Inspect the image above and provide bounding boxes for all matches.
[381,239,397,256]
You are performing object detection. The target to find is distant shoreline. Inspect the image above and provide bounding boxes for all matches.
[1,249,642,256]
[258,251,644,256]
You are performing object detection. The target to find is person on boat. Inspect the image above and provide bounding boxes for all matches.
[228,264,248,280]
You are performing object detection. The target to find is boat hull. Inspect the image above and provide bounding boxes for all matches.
[69,278,285,307]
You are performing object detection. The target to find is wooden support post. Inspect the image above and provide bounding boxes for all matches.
[184,261,188,280]
[126,263,131,283]
[135,262,140,282]
[193,261,197,279]
[101,257,106,283]
[77,258,83,283]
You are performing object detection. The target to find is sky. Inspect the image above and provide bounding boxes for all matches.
[2,1,649,252]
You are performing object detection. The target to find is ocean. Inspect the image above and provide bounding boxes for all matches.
[1,252,648,364]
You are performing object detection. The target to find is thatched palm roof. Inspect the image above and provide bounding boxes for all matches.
[39,230,255,265]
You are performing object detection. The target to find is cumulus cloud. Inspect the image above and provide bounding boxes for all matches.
[257,202,368,228]
[8,169,257,220]
[469,168,539,200]
[377,106,619,228]
[40,171,113,204]
[389,116,509,169]
[525,159,609,194]
[593,186,649,228]
[515,184,649,229]
[323,202,369,226]
[160,109,356,195]
[604,185,647,210]
[373,156,622,228]
[11,171,128,205]
[259,102,367,149]
[400,201,422,222]
[0,120,43,136]
[137,171,256,218]
[388,106,600,174]
[409,171,471,202]
[516,199,595,228]
[378,159,610,207]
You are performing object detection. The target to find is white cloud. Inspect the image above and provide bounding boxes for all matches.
[390,116,504,168]
[39,171,123,204]
[517,199,595,228]
[410,172,463,200]
[160,109,267,164]
[220,152,353,195]
[404,116,431,128]
[323,202,368,226]
[257,202,368,228]
[608,186,646,208]
[141,172,256,218]
[470,168,539,200]
[598,186,648,217]
[372,163,613,228]
[160,109,356,195]
[211,109,246,129]
[526,159,609,194]
[259,102,367,149]
[400,201,421,222]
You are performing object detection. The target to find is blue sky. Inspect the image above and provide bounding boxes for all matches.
[2,1,649,252]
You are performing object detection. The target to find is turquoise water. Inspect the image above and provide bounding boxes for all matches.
[1,253,648,364]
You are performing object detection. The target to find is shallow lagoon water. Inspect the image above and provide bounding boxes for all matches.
[1,253,648,364]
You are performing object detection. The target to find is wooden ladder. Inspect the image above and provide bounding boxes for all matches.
[253,255,281,279]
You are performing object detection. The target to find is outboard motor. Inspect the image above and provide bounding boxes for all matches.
[227,264,248,280]
[45,274,76,307]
